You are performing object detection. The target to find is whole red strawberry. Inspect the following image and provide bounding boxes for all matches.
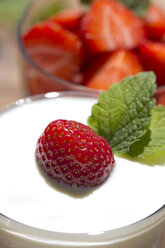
[36,120,115,187]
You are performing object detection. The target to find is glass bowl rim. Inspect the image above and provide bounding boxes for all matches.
[0,90,164,245]
[155,85,165,94]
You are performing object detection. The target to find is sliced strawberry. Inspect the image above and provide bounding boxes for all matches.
[154,87,165,105]
[81,0,145,53]
[84,50,143,90]
[157,94,165,105]
[138,40,165,86]
[51,8,84,32]
[23,21,83,81]
[145,4,165,41]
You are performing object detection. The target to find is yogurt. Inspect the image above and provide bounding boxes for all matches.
[0,92,164,247]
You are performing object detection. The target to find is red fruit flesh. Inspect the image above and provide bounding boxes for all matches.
[36,120,115,187]
[155,87,165,106]
[145,4,165,41]
[84,50,143,90]
[81,0,145,53]
[51,8,84,32]
[138,41,165,86]
[157,94,165,105]
[23,21,83,81]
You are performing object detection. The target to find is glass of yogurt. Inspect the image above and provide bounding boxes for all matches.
[0,90,164,248]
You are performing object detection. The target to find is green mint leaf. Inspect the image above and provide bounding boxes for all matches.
[135,105,165,158]
[128,129,151,157]
[88,72,156,154]
[118,0,150,16]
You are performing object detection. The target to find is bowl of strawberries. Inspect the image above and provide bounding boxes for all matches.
[18,0,165,100]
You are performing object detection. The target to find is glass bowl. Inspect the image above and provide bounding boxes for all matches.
[0,90,165,248]
[17,0,165,97]
[154,85,165,105]
[17,0,97,95]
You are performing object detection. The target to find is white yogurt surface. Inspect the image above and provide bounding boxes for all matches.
[0,94,164,233]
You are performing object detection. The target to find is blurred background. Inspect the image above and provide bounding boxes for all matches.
[0,0,165,108]
[0,0,31,107]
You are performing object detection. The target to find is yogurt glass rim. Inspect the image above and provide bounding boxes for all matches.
[0,90,164,245]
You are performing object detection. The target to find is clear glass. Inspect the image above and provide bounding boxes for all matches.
[17,0,97,95]
[0,90,164,248]
[17,0,165,99]
[154,85,165,105]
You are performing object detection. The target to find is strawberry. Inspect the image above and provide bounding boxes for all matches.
[157,94,165,106]
[138,40,165,86]
[81,0,145,53]
[84,50,143,90]
[51,8,84,33]
[155,87,165,105]
[23,21,83,81]
[145,4,165,41]
[36,120,115,187]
